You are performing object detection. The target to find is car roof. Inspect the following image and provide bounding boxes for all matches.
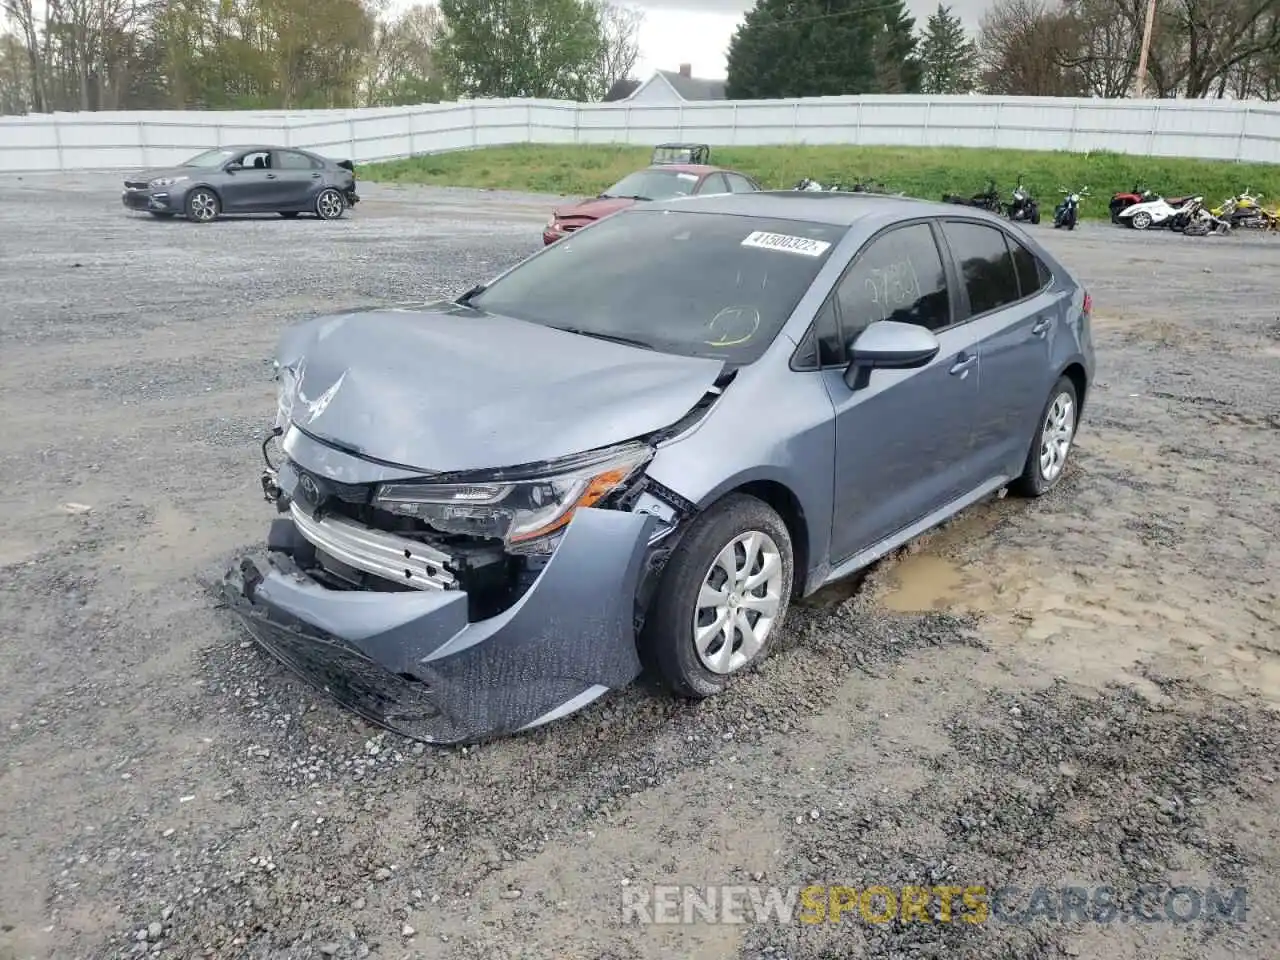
[640,190,1009,227]
[218,144,317,156]
[642,163,721,176]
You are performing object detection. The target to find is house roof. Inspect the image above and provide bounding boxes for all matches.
[603,78,641,102]
[656,70,727,101]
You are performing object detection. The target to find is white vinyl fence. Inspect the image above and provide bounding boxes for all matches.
[1,94,1277,173]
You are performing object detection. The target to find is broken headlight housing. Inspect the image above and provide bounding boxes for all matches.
[372,443,651,554]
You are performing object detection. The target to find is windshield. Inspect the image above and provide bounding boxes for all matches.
[183,148,237,168]
[602,169,701,202]
[468,209,842,364]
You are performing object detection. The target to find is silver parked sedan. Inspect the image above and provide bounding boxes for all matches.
[121,145,359,222]
[222,191,1095,744]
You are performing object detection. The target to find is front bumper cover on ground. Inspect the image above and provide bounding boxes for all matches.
[221,506,656,745]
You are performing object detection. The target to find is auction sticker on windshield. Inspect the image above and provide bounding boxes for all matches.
[741,231,832,257]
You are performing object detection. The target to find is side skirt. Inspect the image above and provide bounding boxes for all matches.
[814,475,1011,593]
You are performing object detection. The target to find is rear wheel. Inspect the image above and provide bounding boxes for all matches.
[1010,376,1078,498]
[640,493,793,698]
[185,189,220,223]
[315,188,346,220]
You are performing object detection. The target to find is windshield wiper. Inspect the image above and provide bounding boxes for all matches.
[602,193,652,201]
[550,326,654,350]
[456,283,486,306]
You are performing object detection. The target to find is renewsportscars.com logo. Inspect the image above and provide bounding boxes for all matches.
[620,884,1249,926]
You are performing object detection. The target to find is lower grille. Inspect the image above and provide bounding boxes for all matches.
[124,180,149,190]
[290,501,457,590]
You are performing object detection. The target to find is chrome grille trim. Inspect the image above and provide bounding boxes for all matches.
[290,501,458,590]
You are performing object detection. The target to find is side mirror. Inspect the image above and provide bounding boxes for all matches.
[224,161,243,173]
[842,321,940,390]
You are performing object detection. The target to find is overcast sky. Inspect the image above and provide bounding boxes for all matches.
[632,0,987,79]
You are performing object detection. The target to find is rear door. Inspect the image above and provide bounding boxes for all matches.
[937,220,1060,479]
[271,150,325,209]
[821,220,985,563]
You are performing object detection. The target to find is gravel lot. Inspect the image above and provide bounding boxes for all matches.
[1,173,1278,960]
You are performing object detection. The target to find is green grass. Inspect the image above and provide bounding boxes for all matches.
[363,143,1280,220]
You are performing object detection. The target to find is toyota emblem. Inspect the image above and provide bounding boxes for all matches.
[298,472,320,504]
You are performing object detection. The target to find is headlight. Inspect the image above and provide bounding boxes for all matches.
[373,443,651,553]
[149,175,189,188]
[274,362,297,429]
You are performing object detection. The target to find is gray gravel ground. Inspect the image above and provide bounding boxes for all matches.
[1,173,1278,960]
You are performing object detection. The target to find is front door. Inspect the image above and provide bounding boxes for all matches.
[221,150,276,212]
[824,220,984,563]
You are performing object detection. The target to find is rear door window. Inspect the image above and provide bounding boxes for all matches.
[940,221,1022,316]
[1007,235,1049,299]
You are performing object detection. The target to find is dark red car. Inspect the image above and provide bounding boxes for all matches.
[543,164,762,244]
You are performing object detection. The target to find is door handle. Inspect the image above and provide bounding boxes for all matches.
[949,354,977,376]
[265,173,277,179]
[311,173,322,179]
[1031,317,1051,336]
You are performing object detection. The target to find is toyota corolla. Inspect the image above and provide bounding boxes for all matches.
[222,192,1094,744]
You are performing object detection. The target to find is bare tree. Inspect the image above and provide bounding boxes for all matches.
[594,2,641,94]
[978,0,1084,95]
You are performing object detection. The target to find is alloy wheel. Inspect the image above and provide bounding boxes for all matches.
[1131,211,1152,230]
[317,189,345,219]
[1039,392,1075,483]
[692,530,784,675]
[189,191,218,222]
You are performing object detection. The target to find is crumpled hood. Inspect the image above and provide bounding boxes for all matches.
[274,302,725,474]
[553,196,635,222]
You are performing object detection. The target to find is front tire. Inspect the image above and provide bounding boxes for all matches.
[185,188,220,223]
[1010,376,1079,498]
[640,493,794,698]
[315,188,346,220]
[1130,210,1152,230]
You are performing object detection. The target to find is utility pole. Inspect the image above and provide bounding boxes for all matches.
[1134,0,1158,98]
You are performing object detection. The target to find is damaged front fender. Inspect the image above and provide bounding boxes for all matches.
[222,506,656,745]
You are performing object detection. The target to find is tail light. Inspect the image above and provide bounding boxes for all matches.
[1082,291,1093,316]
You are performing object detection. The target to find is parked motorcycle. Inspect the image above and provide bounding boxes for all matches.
[942,178,1003,214]
[1182,200,1232,237]
[1109,183,1159,223]
[1005,175,1040,224]
[1212,191,1278,230]
[1053,186,1088,229]
[1116,193,1200,231]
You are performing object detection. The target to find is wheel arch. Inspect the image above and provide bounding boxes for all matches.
[1059,360,1088,417]
[692,475,813,600]
[187,181,222,203]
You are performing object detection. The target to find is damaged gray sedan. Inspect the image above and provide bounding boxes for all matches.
[223,192,1095,744]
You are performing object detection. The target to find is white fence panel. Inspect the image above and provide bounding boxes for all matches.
[1,95,1277,172]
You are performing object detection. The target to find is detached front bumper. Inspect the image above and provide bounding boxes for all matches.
[222,505,656,745]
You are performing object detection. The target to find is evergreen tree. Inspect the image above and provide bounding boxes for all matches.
[726,0,922,100]
[919,4,978,94]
